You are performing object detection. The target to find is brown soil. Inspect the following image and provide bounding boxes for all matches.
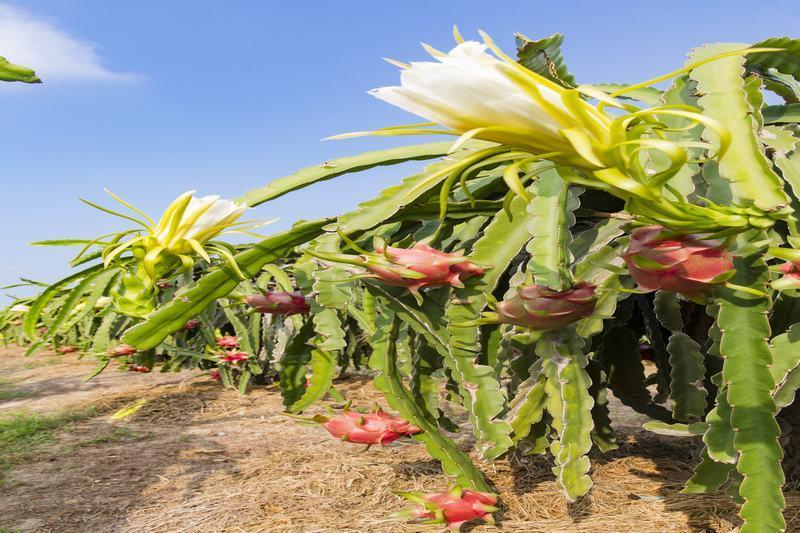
[1,346,797,532]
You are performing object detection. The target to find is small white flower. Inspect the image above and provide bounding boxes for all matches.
[152,191,248,254]
[10,303,29,313]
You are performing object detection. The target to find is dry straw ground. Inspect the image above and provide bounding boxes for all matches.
[1,346,798,532]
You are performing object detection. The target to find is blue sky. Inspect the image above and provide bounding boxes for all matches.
[1,0,798,297]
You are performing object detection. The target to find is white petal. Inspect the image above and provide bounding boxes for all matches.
[371,41,569,147]
[184,197,247,241]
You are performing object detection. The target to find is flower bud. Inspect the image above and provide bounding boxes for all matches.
[495,282,596,330]
[245,291,310,316]
[182,319,201,331]
[623,225,734,299]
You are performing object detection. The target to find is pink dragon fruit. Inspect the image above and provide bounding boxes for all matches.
[495,282,597,330]
[108,344,137,358]
[182,319,201,331]
[209,369,222,381]
[220,351,250,364]
[772,260,800,291]
[623,225,734,299]
[57,345,78,354]
[128,364,151,373]
[395,486,498,529]
[364,243,484,294]
[316,408,421,446]
[245,291,310,316]
[216,335,240,349]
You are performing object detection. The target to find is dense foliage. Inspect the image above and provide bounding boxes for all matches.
[5,31,800,531]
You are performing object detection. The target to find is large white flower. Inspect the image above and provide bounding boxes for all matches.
[366,39,613,170]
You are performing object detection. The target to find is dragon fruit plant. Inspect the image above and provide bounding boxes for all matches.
[8,30,800,532]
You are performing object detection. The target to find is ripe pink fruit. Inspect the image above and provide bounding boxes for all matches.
[623,225,734,299]
[182,319,201,331]
[396,486,498,529]
[209,369,222,381]
[366,243,484,294]
[495,282,596,330]
[216,336,240,349]
[57,345,78,354]
[220,351,250,363]
[245,291,310,316]
[317,409,421,445]
[108,344,137,357]
[128,365,151,373]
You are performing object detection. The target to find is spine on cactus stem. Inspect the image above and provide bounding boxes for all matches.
[538,330,595,500]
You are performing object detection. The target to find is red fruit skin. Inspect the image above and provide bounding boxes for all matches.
[220,351,250,363]
[57,346,78,354]
[128,365,151,373]
[623,225,733,299]
[216,336,240,349]
[245,291,310,316]
[367,243,483,293]
[415,490,497,528]
[322,411,421,445]
[495,282,597,330]
[108,344,137,357]
[209,370,222,381]
[156,281,173,289]
[183,319,201,331]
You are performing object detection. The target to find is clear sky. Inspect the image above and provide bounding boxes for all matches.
[1,0,798,298]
